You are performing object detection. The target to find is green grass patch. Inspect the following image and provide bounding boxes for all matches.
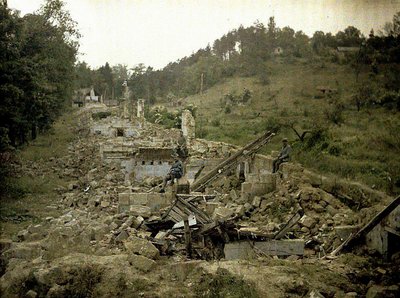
[194,267,259,298]
[19,110,77,162]
[182,59,400,195]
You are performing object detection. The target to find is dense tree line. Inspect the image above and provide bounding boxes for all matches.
[74,62,129,102]
[73,13,399,112]
[125,17,367,101]
[0,0,80,150]
[353,12,400,111]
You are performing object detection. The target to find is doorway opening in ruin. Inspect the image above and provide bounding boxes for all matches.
[116,128,124,137]
[238,162,246,183]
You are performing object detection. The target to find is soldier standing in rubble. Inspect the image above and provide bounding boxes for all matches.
[272,138,292,173]
[160,153,183,193]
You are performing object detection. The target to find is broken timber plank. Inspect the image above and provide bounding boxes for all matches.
[344,194,400,250]
[184,217,192,258]
[176,196,212,224]
[224,239,304,260]
[274,209,304,240]
[191,130,275,192]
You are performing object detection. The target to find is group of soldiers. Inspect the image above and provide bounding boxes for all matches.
[160,132,291,192]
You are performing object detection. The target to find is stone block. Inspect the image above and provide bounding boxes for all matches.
[118,204,130,213]
[133,216,144,229]
[241,182,252,193]
[259,172,276,185]
[130,205,152,218]
[130,193,148,205]
[313,203,324,213]
[246,173,259,183]
[155,231,167,240]
[251,154,274,174]
[25,290,38,298]
[326,205,338,216]
[115,231,129,242]
[299,215,317,229]
[230,189,238,201]
[206,202,220,215]
[119,193,130,205]
[213,207,234,220]
[176,179,190,194]
[128,254,156,272]
[252,182,274,195]
[146,193,169,211]
[224,239,304,260]
[124,237,159,259]
[235,205,246,217]
[252,196,262,208]
[260,200,273,212]
[100,200,110,208]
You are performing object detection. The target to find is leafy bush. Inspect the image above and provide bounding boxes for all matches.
[146,106,181,128]
[377,90,400,111]
[211,118,221,127]
[92,111,111,120]
[264,117,280,132]
[304,127,329,149]
[324,101,345,125]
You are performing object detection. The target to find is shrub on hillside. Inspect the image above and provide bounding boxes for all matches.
[211,118,221,127]
[324,101,345,125]
[92,111,111,120]
[263,117,281,132]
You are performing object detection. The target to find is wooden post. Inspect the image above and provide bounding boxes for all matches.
[184,217,192,258]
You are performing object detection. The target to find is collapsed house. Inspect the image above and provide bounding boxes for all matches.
[1,98,400,297]
[83,99,400,261]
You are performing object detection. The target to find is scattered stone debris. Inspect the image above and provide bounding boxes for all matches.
[1,101,399,297]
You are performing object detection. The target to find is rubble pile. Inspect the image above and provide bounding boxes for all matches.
[1,102,399,297]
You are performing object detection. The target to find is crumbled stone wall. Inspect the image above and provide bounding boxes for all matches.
[118,192,173,215]
[181,109,195,144]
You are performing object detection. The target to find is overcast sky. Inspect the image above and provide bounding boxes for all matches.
[8,0,400,70]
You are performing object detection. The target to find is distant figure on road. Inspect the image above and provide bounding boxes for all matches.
[272,138,292,173]
[160,154,183,193]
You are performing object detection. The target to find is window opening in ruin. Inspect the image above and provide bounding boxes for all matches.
[150,161,154,165]
[116,128,124,136]
[142,161,145,165]
[159,161,162,165]
[238,162,246,183]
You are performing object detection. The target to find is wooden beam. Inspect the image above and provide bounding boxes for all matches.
[345,195,400,250]
[184,217,192,258]
[274,209,304,240]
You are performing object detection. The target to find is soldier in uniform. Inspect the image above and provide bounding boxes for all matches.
[272,138,292,173]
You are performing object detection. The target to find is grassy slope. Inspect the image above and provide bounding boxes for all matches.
[0,110,77,238]
[186,58,400,194]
